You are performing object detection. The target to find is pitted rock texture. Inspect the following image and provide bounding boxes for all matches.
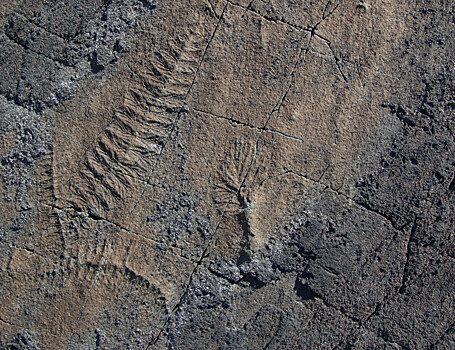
[1,0,455,349]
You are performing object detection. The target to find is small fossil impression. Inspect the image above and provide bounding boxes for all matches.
[214,138,261,248]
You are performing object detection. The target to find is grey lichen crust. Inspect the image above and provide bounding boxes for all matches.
[1,0,455,349]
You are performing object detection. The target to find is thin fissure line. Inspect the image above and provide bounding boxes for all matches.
[245,0,255,11]
[12,12,69,42]
[186,7,227,97]
[1,245,59,294]
[146,32,313,349]
[4,32,72,67]
[206,0,220,18]
[193,108,304,142]
[127,2,228,218]
[313,0,342,32]
[0,189,65,290]
[261,30,313,131]
[47,204,162,246]
[193,26,313,288]
[146,197,236,349]
[0,316,17,328]
[263,317,283,349]
[226,0,312,32]
[60,0,219,198]
[315,33,349,83]
[321,0,341,21]
[143,8,280,335]
[327,42,349,82]
[428,320,455,349]
[72,1,344,346]
[284,168,406,231]
[8,244,48,262]
[66,4,230,348]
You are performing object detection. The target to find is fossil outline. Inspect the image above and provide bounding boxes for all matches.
[68,30,205,217]
[214,137,266,244]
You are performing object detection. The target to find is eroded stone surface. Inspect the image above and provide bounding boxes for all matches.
[1,0,455,349]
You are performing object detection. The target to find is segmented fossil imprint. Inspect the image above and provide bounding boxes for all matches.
[215,138,254,211]
[214,138,263,244]
[68,31,205,216]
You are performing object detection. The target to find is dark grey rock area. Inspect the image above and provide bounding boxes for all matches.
[1,0,454,349]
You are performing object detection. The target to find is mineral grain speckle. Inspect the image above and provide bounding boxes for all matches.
[1,0,454,349]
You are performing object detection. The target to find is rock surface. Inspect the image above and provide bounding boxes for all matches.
[1,0,454,349]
